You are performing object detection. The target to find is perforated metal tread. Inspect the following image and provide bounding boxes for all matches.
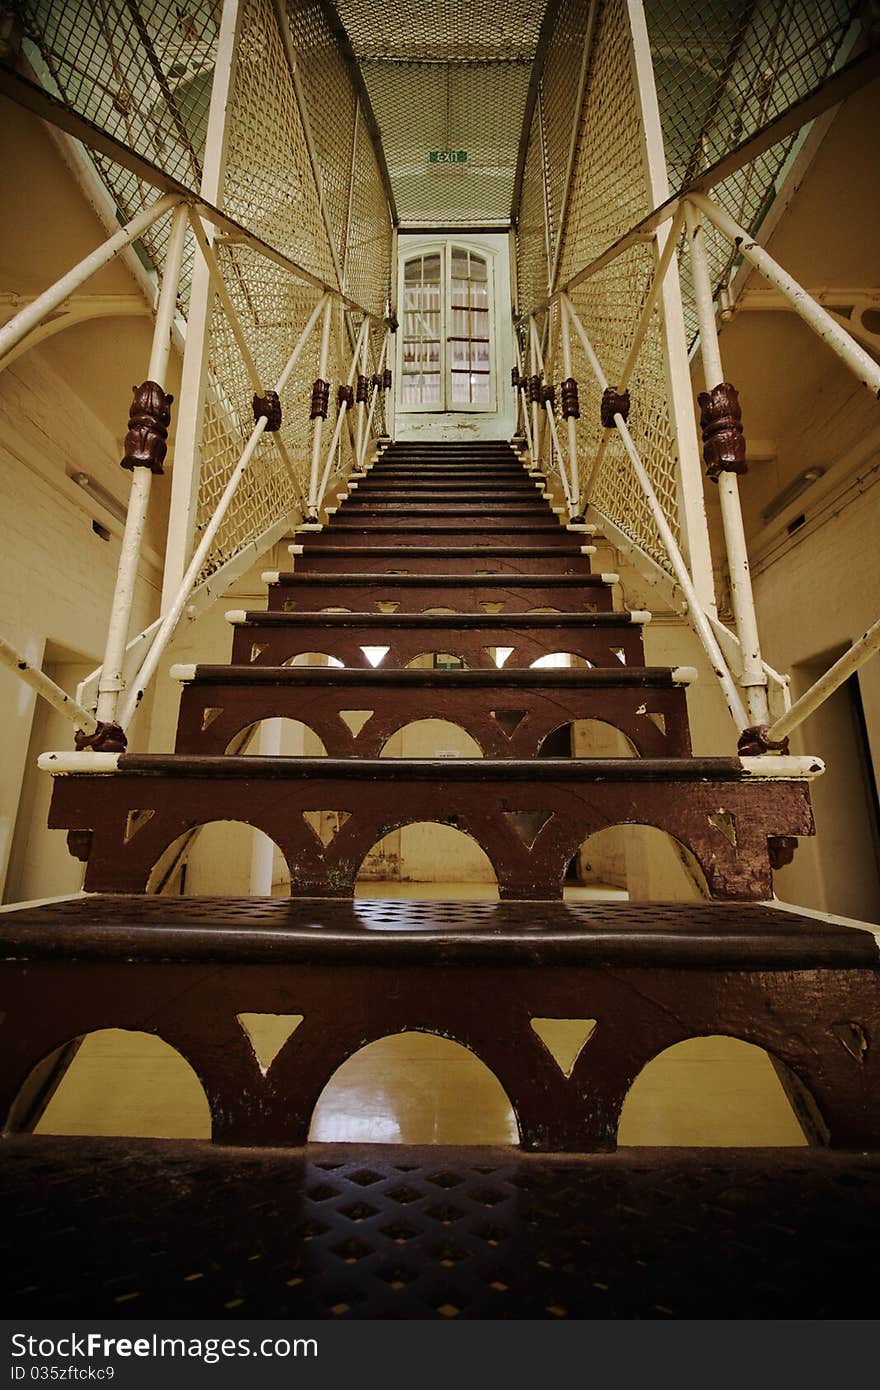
[1,897,873,968]
[2,1137,879,1318]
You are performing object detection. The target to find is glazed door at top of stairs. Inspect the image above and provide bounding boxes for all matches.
[395,234,517,444]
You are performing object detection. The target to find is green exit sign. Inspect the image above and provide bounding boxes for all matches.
[429,150,468,164]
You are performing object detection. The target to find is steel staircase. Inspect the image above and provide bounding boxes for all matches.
[1,439,879,1318]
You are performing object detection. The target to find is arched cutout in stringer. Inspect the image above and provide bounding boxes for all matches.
[618,1035,818,1147]
[542,719,638,759]
[27,1028,212,1140]
[308,1030,519,1144]
[282,652,346,668]
[354,821,499,897]
[529,652,591,668]
[224,718,328,758]
[403,652,470,670]
[378,719,483,758]
[146,819,290,897]
[571,824,709,902]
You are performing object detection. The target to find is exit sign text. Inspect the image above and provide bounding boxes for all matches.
[429,150,468,164]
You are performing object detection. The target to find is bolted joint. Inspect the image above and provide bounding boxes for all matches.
[382,368,393,391]
[355,374,369,404]
[698,382,747,481]
[527,374,542,404]
[388,313,399,334]
[337,383,354,409]
[74,719,128,753]
[253,390,282,432]
[541,382,556,410]
[511,366,520,388]
[768,835,798,871]
[371,372,383,389]
[561,377,580,419]
[121,381,174,474]
[309,379,330,420]
[600,386,630,428]
[737,724,790,757]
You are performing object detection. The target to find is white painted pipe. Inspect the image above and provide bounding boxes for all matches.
[355,326,370,467]
[0,635,97,734]
[690,192,880,397]
[564,298,748,731]
[559,298,581,510]
[685,201,769,727]
[37,751,120,774]
[514,338,535,459]
[316,318,370,512]
[119,301,327,728]
[769,615,880,743]
[529,320,572,509]
[0,193,180,363]
[96,201,190,726]
[359,333,389,470]
[307,297,334,512]
[528,317,541,471]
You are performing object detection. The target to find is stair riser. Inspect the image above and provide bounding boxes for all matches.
[175,680,691,759]
[294,553,593,576]
[266,577,614,613]
[49,769,813,901]
[308,530,580,548]
[230,622,646,669]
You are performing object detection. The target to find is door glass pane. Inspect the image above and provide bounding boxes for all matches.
[446,250,492,410]
[401,252,443,407]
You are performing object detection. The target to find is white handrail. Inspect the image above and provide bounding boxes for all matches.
[0,635,97,735]
[689,192,880,397]
[118,294,329,728]
[315,317,370,514]
[0,193,181,365]
[563,294,749,732]
[358,332,390,470]
[768,615,880,744]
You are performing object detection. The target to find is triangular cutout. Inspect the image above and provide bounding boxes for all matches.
[340,709,374,736]
[201,706,223,731]
[303,810,352,848]
[487,645,514,668]
[502,810,554,849]
[490,708,528,739]
[361,645,390,667]
[480,602,505,614]
[124,809,155,843]
[250,642,269,662]
[530,1018,597,1077]
[708,809,737,847]
[646,711,666,734]
[237,1013,303,1075]
[377,601,400,613]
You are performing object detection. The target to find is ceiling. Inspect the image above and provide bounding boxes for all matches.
[331,0,550,226]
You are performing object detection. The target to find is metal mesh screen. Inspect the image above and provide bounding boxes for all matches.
[17,0,218,301]
[645,0,859,341]
[516,0,678,570]
[360,59,531,224]
[193,0,392,578]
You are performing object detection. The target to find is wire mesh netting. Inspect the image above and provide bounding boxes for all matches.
[16,0,393,582]
[193,0,392,577]
[17,0,219,303]
[646,0,859,341]
[517,0,679,569]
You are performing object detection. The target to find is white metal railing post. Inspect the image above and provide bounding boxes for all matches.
[0,193,180,367]
[564,297,749,732]
[514,338,535,458]
[530,325,574,511]
[559,297,583,512]
[359,332,389,469]
[354,325,370,466]
[119,300,326,728]
[307,296,334,515]
[528,316,541,470]
[684,199,770,730]
[690,192,880,397]
[0,635,98,738]
[316,317,370,513]
[94,201,189,734]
